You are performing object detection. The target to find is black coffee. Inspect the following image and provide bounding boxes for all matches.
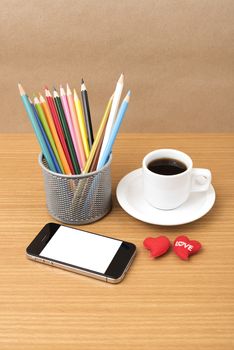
[147,158,187,175]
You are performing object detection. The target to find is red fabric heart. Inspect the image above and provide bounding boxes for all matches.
[143,236,171,258]
[173,235,202,260]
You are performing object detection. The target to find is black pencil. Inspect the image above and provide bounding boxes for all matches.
[81,79,94,149]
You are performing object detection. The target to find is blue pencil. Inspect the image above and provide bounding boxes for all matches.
[97,91,131,170]
[18,84,56,172]
[30,101,62,173]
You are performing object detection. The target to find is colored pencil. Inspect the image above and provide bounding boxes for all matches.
[66,84,86,169]
[81,79,94,149]
[30,99,62,173]
[60,85,83,169]
[97,91,130,170]
[74,88,90,159]
[89,126,105,172]
[18,84,56,172]
[97,73,124,169]
[83,94,113,173]
[39,94,71,175]
[53,89,81,174]
[34,96,64,173]
[45,88,75,174]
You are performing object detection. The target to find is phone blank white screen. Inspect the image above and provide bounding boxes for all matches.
[40,226,122,274]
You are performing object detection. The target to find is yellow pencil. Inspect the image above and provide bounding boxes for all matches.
[74,89,90,159]
[83,94,113,173]
[39,94,71,175]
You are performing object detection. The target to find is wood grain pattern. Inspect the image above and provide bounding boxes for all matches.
[0,134,233,350]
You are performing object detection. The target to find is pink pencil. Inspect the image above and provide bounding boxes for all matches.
[66,83,86,168]
[60,85,83,169]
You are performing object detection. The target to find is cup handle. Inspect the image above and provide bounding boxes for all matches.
[191,168,212,192]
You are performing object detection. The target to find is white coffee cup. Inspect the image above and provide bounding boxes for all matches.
[142,149,212,210]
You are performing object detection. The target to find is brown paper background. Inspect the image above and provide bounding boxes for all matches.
[1,0,234,132]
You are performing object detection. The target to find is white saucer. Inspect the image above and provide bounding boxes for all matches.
[116,169,216,226]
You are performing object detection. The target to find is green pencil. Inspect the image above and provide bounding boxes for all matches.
[34,96,64,173]
[53,89,81,174]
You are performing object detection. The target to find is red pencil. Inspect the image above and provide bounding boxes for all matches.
[45,88,75,174]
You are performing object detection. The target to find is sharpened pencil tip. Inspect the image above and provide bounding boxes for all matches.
[45,89,51,97]
[81,79,86,91]
[66,83,71,95]
[34,96,39,104]
[73,88,79,100]
[39,94,45,103]
[60,85,65,96]
[18,83,25,96]
[118,73,124,84]
[53,90,59,98]
[125,90,131,102]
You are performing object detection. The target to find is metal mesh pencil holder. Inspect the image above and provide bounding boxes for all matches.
[39,153,112,225]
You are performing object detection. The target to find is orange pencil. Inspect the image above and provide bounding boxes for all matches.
[39,94,71,175]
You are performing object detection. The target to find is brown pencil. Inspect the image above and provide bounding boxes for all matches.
[90,130,105,172]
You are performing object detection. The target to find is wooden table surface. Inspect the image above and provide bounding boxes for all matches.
[0,133,233,350]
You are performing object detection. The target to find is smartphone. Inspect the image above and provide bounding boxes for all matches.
[26,223,136,283]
